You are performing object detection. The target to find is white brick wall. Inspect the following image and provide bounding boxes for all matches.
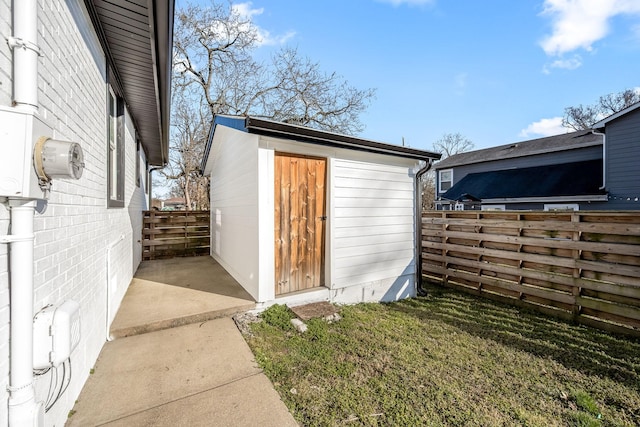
[0,0,11,105]
[0,1,150,425]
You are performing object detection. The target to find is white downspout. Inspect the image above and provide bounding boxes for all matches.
[2,200,43,426]
[9,0,39,111]
[5,0,44,425]
[592,129,606,190]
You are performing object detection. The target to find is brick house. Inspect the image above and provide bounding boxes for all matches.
[0,1,173,425]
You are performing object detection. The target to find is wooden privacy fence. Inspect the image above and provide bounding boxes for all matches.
[421,211,640,336]
[142,210,210,260]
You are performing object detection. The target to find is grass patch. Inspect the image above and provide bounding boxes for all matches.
[247,286,640,426]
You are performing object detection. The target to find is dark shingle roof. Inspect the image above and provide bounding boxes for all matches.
[592,101,640,129]
[441,159,605,201]
[435,131,602,170]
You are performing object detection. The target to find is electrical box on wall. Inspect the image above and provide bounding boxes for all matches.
[0,106,52,199]
[33,300,81,370]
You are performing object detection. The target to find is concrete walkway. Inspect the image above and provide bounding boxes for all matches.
[67,257,297,427]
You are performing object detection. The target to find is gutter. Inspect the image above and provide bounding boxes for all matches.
[414,159,434,297]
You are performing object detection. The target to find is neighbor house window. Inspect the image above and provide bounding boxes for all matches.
[108,88,125,207]
[439,169,453,193]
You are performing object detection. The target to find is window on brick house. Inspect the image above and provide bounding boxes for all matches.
[108,88,124,207]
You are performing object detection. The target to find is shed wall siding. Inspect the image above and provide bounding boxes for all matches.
[0,2,148,425]
[208,127,261,300]
[605,108,640,209]
[331,159,416,303]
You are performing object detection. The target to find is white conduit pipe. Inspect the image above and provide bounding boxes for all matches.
[9,0,39,111]
[106,234,126,341]
[6,200,42,426]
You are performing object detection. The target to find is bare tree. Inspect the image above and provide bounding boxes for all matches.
[421,133,475,210]
[432,133,474,158]
[563,88,640,131]
[165,1,376,204]
[163,90,210,210]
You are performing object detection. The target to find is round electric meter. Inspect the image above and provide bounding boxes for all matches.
[33,137,85,181]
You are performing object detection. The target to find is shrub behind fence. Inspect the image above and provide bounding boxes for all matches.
[421,211,640,337]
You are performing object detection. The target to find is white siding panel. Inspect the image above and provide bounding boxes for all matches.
[336,216,414,228]
[332,158,417,298]
[334,223,414,239]
[334,232,414,249]
[209,126,260,300]
[334,197,414,209]
[334,177,413,191]
[335,207,412,217]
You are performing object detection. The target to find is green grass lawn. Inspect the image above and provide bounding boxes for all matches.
[246,285,640,427]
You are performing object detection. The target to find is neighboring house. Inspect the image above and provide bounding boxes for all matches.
[591,101,640,210]
[162,197,187,210]
[0,1,173,426]
[434,131,607,211]
[201,115,441,306]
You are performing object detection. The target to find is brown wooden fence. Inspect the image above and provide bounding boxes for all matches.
[421,211,640,337]
[142,210,210,260]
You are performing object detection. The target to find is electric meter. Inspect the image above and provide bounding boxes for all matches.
[33,137,84,181]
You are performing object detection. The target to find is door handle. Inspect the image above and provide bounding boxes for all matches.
[318,216,327,221]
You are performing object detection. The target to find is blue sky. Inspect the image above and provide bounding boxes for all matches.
[189,0,640,151]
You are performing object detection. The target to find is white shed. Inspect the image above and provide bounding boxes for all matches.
[201,115,441,306]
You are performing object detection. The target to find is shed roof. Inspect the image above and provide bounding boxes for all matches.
[441,159,606,202]
[592,101,640,129]
[85,0,174,166]
[435,131,602,170]
[202,115,441,170]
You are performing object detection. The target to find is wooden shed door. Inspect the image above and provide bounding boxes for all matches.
[274,153,327,295]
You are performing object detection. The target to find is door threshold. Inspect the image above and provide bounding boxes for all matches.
[257,287,330,310]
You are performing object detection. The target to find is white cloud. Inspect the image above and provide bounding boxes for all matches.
[542,54,583,73]
[540,0,640,56]
[519,117,571,138]
[376,0,435,6]
[232,2,296,46]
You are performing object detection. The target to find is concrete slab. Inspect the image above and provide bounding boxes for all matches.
[67,318,297,426]
[110,257,255,338]
[101,375,297,427]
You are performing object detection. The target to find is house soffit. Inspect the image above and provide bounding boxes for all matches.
[85,0,174,166]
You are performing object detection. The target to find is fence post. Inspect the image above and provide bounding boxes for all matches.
[571,212,582,322]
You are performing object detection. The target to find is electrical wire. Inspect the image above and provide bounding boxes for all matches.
[44,358,72,412]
